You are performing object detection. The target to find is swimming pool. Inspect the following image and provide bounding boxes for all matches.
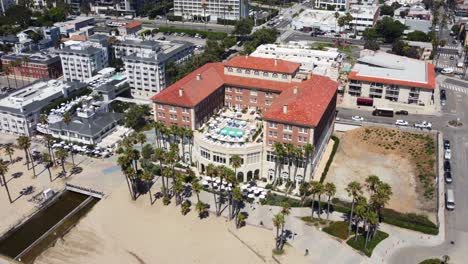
[110,74,126,81]
[219,127,244,137]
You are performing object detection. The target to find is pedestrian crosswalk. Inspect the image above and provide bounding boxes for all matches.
[441,83,468,94]
[442,45,459,50]
[436,63,464,73]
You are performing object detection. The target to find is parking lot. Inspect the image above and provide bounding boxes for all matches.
[151,31,206,54]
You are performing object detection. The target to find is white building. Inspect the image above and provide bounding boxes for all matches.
[54,16,95,36]
[174,0,249,22]
[347,51,436,108]
[250,42,343,80]
[0,80,86,136]
[347,5,379,32]
[315,0,348,11]
[116,38,194,100]
[58,41,109,82]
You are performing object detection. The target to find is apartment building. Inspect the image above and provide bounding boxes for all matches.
[347,51,435,107]
[348,5,379,32]
[0,80,86,136]
[315,0,348,11]
[174,0,248,22]
[54,16,95,36]
[1,53,63,79]
[152,56,337,183]
[58,41,109,82]
[116,39,194,100]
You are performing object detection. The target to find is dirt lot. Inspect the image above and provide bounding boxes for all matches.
[326,127,437,220]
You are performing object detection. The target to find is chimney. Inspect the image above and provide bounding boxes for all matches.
[293,86,298,95]
[179,87,184,97]
[283,104,288,114]
[274,58,278,66]
[196,74,202,81]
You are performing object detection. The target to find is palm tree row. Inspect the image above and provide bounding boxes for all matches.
[273,142,314,184]
[305,181,336,220]
[205,163,238,217]
[153,121,194,162]
[345,175,393,248]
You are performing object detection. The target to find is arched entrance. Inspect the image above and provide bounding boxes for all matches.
[247,171,253,182]
[254,169,260,180]
[184,152,190,164]
[201,164,205,174]
[268,169,274,181]
[237,172,244,182]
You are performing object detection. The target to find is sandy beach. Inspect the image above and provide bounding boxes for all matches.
[35,184,306,264]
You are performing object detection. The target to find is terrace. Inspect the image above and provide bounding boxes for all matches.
[199,108,263,148]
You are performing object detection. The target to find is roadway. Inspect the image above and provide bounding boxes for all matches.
[337,75,468,263]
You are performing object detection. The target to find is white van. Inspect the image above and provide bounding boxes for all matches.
[446,189,455,210]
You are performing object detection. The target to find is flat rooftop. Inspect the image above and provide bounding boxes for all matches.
[349,52,435,89]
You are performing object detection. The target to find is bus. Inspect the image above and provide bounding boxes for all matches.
[372,107,394,117]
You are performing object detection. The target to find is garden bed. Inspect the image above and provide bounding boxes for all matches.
[346,230,389,257]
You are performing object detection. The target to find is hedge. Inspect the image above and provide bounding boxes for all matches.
[347,230,389,257]
[157,27,227,40]
[320,135,340,183]
[263,193,439,235]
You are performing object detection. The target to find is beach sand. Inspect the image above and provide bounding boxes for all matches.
[35,184,307,264]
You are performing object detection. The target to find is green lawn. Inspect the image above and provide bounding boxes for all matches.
[322,221,349,240]
[418,259,442,264]
[346,230,389,257]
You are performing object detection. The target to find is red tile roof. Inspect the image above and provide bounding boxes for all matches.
[225,56,300,74]
[348,63,436,90]
[262,76,337,127]
[125,21,142,29]
[152,56,338,127]
[152,63,225,107]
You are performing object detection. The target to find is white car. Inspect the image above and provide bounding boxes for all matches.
[445,149,451,160]
[415,121,432,129]
[441,68,454,74]
[395,120,408,126]
[352,116,364,121]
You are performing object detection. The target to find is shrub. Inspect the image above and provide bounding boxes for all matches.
[320,136,340,183]
[347,230,389,257]
[418,259,442,264]
[322,221,349,240]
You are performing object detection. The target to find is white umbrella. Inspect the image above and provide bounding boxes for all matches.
[240,185,248,190]
[213,183,218,187]
[215,178,221,184]
[254,189,260,194]
[261,191,268,196]
[204,176,212,181]
[259,194,266,199]
[247,194,255,199]
[228,183,233,187]
[63,145,70,149]
[201,180,209,185]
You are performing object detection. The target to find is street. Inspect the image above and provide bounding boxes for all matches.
[337,75,468,263]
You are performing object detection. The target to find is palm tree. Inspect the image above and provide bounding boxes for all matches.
[309,180,320,218]
[153,148,167,196]
[62,112,75,167]
[230,154,242,181]
[201,1,208,31]
[324,182,336,220]
[196,200,207,218]
[354,201,367,241]
[4,145,14,163]
[136,132,146,150]
[232,186,242,221]
[44,134,55,163]
[365,175,381,196]
[17,136,31,170]
[117,153,136,200]
[346,181,363,237]
[273,142,285,184]
[153,121,165,148]
[273,213,285,251]
[42,152,53,182]
[303,144,314,180]
[0,162,12,203]
[185,128,194,163]
[173,174,184,205]
[316,182,325,220]
[192,179,202,203]
[371,182,393,220]
[365,210,378,249]
[284,143,295,182]
[280,201,291,233]
[55,148,68,175]
[141,169,154,204]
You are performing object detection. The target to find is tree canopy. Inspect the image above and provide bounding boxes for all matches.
[123,105,151,131]
[406,31,431,42]
[375,17,406,43]
[392,40,420,59]
[233,18,254,35]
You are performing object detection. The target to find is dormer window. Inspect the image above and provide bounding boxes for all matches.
[245,69,251,74]
[236,68,242,73]
[263,72,269,77]
[254,70,259,76]
[228,67,233,72]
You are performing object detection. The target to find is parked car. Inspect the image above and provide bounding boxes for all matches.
[395,110,409,115]
[450,56,455,60]
[445,149,452,160]
[395,120,408,126]
[352,116,364,121]
[444,160,451,172]
[444,140,451,150]
[414,121,432,129]
[446,189,455,210]
[445,171,453,183]
[441,68,454,74]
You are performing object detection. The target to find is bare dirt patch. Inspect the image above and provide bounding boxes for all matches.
[326,127,436,219]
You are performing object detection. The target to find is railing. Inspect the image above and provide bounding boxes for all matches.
[65,183,104,198]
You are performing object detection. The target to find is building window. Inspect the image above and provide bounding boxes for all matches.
[246,152,261,164]
[236,96,242,101]
[283,134,292,141]
[265,100,272,106]
[250,90,257,96]
[158,104,164,110]
[269,122,277,129]
[266,92,273,98]
[299,127,307,134]
[228,67,233,72]
[182,108,189,114]
[282,74,288,79]
[284,125,292,131]
[250,98,257,103]
[226,87,232,92]
[170,114,177,120]
[170,106,176,112]
[245,69,251,74]
[272,73,278,78]
[201,148,210,159]
[254,70,259,76]
[236,88,242,93]
[236,68,242,73]
[263,72,269,77]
